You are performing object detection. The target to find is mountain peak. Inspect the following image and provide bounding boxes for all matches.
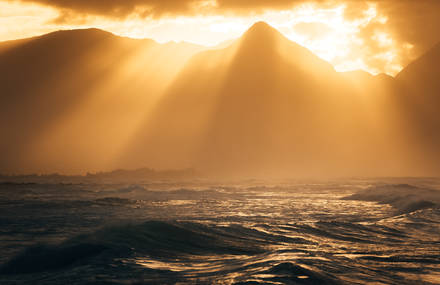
[241,22,282,47]
[242,21,281,41]
[396,40,440,80]
[248,21,274,32]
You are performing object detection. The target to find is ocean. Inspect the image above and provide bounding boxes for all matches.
[0,179,439,284]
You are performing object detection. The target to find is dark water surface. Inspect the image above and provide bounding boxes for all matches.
[0,179,439,284]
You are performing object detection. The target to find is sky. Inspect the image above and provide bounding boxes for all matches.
[1,0,440,76]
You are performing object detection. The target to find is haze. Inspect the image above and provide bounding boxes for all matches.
[1,0,440,178]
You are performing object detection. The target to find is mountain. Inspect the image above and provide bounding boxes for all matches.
[120,22,407,177]
[1,22,439,177]
[394,42,440,172]
[397,42,440,95]
[0,29,203,174]
[0,167,196,184]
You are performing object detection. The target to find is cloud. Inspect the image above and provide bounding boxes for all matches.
[11,0,440,41]
[10,0,297,19]
[6,0,440,73]
[9,0,204,19]
[3,1,384,19]
[346,1,440,70]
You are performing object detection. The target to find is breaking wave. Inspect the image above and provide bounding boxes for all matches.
[1,181,439,284]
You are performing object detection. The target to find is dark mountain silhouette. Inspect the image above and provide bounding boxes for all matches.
[394,42,440,172]
[0,37,33,54]
[121,22,409,177]
[1,22,439,177]
[0,167,196,184]
[0,29,203,173]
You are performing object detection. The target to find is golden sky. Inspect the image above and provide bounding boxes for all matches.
[2,0,440,75]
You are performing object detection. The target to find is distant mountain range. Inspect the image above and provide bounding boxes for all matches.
[0,168,196,184]
[1,22,439,177]
[0,29,203,174]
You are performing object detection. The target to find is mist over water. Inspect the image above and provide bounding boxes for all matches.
[1,179,439,284]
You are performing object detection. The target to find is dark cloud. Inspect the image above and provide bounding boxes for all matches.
[7,0,363,18]
[215,0,299,11]
[15,0,202,19]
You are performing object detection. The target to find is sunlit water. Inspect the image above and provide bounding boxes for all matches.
[0,179,439,284]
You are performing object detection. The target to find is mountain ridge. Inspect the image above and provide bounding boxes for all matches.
[0,27,204,174]
[0,22,439,176]
[119,22,412,177]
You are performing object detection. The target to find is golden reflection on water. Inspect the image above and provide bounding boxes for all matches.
[108,183,439,284]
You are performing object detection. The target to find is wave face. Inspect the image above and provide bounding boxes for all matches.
[0,180,439,284]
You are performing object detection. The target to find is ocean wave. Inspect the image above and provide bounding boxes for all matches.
[1,182,439,284]
[0,221,270,274]
[0,243,107,275]
[343,184,440,214]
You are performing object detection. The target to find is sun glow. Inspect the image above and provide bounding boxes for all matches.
[0,2,58,40]
[0,1,402,75]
